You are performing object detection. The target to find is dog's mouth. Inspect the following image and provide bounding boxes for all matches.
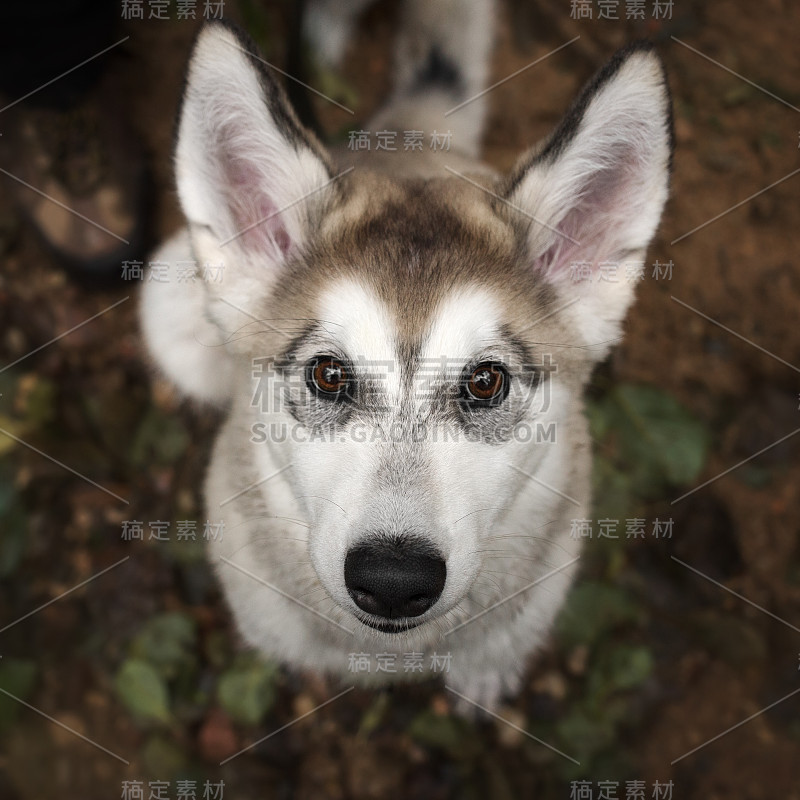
[357,615,424,634]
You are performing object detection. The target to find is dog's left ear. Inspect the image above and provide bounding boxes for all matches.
[505,43,673,356]
[175,21,335,280]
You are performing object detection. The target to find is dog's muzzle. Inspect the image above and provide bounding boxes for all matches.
[344,538,446,628]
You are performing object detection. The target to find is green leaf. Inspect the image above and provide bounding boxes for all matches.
[589,384,710,498]
[129,409,190,467]
[0,659,37,733]
[0,373,16,416]
[0,477,15,516]
[203,630,231,670]
[408,710,470,755]
[0,479,27,577]
[0,513,26,577]
[555,708,616,763]
[613,384,710,487]
[591,454,634,523]
[608,645,653,691]
[738,464,772,488]
[0,414,27,457]
[588,644,654,698]
[115,659,171,723]
[130,612,197,679]
[555,582,642,649]
[358,691,390,738]
[586,395,612,441]
[22,377,56,428]
[141,734,188,778]
[217,656,278,725]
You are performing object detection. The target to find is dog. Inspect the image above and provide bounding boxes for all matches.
[140,1,672,712]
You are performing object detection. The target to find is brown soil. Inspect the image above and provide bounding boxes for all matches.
[1,1,799,798]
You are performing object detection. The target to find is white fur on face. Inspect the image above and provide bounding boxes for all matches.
[256,279,569,634]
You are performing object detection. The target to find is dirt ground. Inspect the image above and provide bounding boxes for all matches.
[1,1,799,798]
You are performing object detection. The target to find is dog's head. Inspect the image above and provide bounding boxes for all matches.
[163,22,672,636]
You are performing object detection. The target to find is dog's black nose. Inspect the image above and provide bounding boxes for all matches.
[344,539,446,619]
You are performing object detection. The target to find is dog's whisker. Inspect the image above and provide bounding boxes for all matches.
[297,494,348,517]
[468,547,558,567]
[451,506,511,526]
[295,585,330,603]
[197,325,315,349]
[227,316,346,336]
[471,577,498,596]
[480,569,534,582]
[260,559,315,570]
[474,550,563,567]
[484,532,574,557]
[228,514,310,531]
[467,590,494,606]
[474,551,547,563]
[224,541,257,561]
[461,591,491,612]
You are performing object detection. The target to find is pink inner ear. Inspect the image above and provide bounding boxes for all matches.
[537,148,642,282]
[223,156,293,257]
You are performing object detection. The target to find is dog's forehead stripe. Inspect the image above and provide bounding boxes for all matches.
[316,279,501,379]
[316,279,401,394]
[423,287,501,367]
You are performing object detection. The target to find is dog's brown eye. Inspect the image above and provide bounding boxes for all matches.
[463,362,509,406]
[307,356,350,398]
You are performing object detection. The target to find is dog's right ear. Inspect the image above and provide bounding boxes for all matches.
[140,23,336,407]
[175,22,335,284]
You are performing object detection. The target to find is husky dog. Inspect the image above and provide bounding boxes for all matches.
[140,2,672,711]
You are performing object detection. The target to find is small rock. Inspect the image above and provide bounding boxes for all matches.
[293,692,317,718]
[4,327,26,356]
[494,705,527,748]
[431,694,450,716]
[198,707,238,763]
[566,644,589,676]
[532,670,568,701]
[49,712,86,747]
